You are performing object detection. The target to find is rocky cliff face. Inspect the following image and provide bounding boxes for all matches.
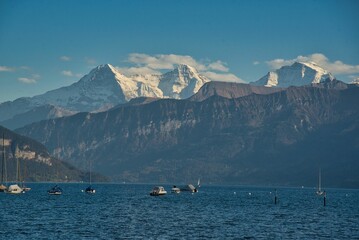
[0,126,101,182]
[16,82,359,187]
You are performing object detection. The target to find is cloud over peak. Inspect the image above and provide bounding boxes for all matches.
[119,53,244,82]
[18,77,37,84]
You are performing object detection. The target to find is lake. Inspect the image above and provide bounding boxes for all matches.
[1,183,358,239]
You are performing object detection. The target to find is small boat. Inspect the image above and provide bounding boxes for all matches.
[85,185,96,194]
[150,186,167,196]
[21,185,31,192]
[48,185,63,195]
[6,184,24,194]
[180,184,198,193]
[316,168,324,196]
[6,148,25,194]
[0,184,7,192]
[84,160,95,194]
[171,185,181,194]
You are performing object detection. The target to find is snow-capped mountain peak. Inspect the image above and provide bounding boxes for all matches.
[252,61,335,87]
[159,64,209,99]
[0,63,210,127]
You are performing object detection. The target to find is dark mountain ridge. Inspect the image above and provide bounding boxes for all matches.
[15,81,359,187]
[0,125,106,182]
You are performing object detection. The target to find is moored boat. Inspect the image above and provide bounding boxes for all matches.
[6,184,24,194]
[150,186,167,196]
[316,168,324,196]
[85,185,96,194]
[180,184,198,193]
[48,185,63,195]
[171,185,181,194]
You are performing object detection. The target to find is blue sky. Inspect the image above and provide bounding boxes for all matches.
[1,0,359,102]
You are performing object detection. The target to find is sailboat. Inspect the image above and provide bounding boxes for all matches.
[6,153,24,194]
[84,160,95,194]
[0,134,7,192]
[48,185,63,195]
[21,158,31,191]
[316,168,324,196]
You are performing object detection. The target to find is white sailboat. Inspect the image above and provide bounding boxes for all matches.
[6,155,24,194]
[316,168,324,196]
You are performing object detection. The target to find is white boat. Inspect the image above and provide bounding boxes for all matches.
[171,185,181,193]
[316,168,324,196]
[6,150,24,194]
[150,186,167,196]
[6,184,24,194]
[181,184,198,193]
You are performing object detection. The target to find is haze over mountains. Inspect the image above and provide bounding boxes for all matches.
[1,61,359,187]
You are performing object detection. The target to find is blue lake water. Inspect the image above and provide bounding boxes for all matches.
[1,183,358,239]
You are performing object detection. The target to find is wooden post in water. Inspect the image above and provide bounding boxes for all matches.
[274,189,277,205]
[323,191,326,207]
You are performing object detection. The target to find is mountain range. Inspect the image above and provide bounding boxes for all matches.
[15,80,359,187]
[0,64,208,129]
[1,61,359,187]
[0,61,341,130]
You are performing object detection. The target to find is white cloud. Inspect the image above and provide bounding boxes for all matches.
[18,77,37,84]
[253,61,260,65]
[115,66,161,76]
[207,61,229,72]
[267,53,359,75]
[0,66,15,72]
[127,53,207,71]
[85,57,97,66]
[203,71,245,83]
[61,70,74,77]
[119,53,243,82]
[60,56,71,61]
[61,70,83,78]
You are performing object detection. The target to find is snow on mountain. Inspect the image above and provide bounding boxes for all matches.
[351,77,359,85]
[159,64,209,99]
[0,64,209,126]
[31,64,127,112]
[252,62,335,87]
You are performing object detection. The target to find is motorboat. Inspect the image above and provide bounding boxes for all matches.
[180,184,198,193]
[6,184,24,194]
[0,184,7,192]
[171,185,181,194]
[85,185,96,194]
[150,186,167,196]
[48,185,63,195]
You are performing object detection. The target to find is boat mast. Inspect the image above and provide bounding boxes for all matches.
[1,134,4,184]
[89,160,92,185]
[1,134,7,185]
[318,168,321,192]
